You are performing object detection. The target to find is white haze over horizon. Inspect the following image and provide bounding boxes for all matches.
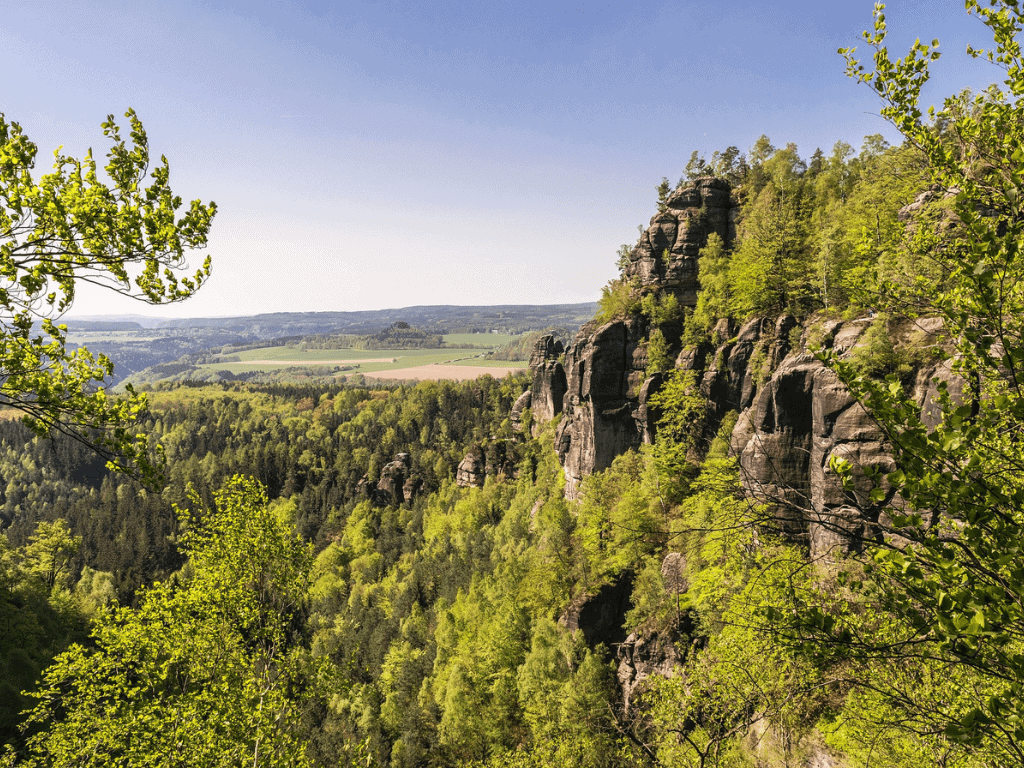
[1,0,1002,320]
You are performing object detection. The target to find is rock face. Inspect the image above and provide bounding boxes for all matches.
[730,346,896,559]
[377,453,412,506]
[616,631,683,714]
[510,389,532,434]
[547,179,738,498]
[555,317,651,498]
[456,447,486,488]
[548,304,960,557]
[529,335,566,424]
[536,178,964,554]
[558,572,634,648]
[456,441,519,488]
[358,453,419,507]
[621,176,734,304]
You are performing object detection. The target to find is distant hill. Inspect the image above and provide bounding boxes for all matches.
[67,303,598,338]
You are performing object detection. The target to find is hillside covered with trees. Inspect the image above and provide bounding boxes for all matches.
[4,1,1024,766]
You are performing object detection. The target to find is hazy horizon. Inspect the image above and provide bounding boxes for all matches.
[3,0,1001,319]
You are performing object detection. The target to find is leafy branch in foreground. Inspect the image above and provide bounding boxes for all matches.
[0,109,216,483]
[771,1,1024,761]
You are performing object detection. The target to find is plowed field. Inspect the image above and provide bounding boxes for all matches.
[362,364,526,381]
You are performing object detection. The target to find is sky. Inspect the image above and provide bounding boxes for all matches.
[0,0,1007,319]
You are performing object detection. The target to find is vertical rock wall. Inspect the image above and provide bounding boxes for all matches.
[529,335,567,424]
[527,175,962,559]
[550,178,737,499]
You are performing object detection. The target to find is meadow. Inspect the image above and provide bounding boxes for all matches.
[196,333,528,380]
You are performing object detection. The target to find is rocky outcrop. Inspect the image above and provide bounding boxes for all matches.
[456,447,486,488]
[456,441,519,488]
[699,316,768,419]
[555,317,650,498]
[549,180,738,498]
[558,572,634,648]
[614,556,690,713]
[730,345,898,559]
[358,453,420,506]
[510,389,532,434]
[402,476,422,506]
[707,315,964,560]
[539,175,964,554]
[621,176,734,304]
[529,335,566,424]
[377,453,412,506]
[550,303,960,557]
[617,631,684,714]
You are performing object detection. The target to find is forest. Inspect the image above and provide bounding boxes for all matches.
[3,1,1024,766]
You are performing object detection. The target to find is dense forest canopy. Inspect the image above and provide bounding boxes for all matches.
[4,1,1024,766]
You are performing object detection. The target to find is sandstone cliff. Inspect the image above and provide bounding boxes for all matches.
[620,176,734,304]
[540,178,738,498]
[526,177,959,558]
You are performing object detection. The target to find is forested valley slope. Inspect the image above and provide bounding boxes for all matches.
[6,3,1024,766]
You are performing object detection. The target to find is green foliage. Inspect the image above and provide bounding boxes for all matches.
[656,177,671,211]
[684,150,710,181]
[5,476,312,767]
[366,322,443,349]
[847,312,916,379]
[747,2,1024,761]
[20,520,80,593]
[595,279,640,324]
[688,232,731,343]
[710,146,747,185]
[639,291,681,375]
[0,522,93,748]
[729,173,813,317]
[489,330,569,362]
[640,291,680,327]
[0,110,215,483]
[642,369,708,513]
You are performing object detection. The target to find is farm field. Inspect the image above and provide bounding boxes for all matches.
[441,332,518,347]
[197,345,527,380]
[363,364,526,382]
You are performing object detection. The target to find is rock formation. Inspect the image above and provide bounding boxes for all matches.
[621,177,735,304]
[529,334,566,425]
[558,572,634,648]
[456,441,519,488]
[376,453,412,506]
[358,453,420,507]
[550,178,738,498]
[456,447,486,488]
[510,389,532,435]
[555,317,650,498]
[616,631,684,714]
[544,304,959,558]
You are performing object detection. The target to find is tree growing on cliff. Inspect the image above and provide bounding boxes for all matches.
[0,109,215,483]
[687,232,731,341]
[728,177,812,317]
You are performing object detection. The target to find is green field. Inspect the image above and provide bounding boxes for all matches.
[229,346,408,363]
[441,332,518,347]
[198,346,526,376]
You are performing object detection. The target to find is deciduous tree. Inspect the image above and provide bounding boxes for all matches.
[0,109,215,482]
[4,476,312,767]
[775,2,1024,760]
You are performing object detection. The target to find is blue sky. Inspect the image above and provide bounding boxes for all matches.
[0,0,1003,318]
